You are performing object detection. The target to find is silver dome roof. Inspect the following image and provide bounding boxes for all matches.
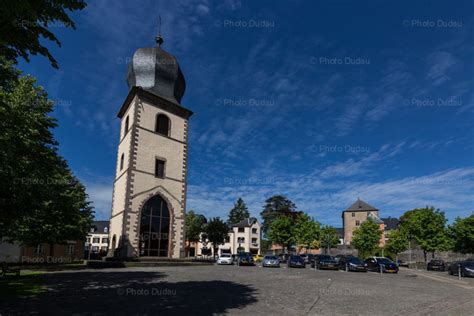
[126,39,185,105]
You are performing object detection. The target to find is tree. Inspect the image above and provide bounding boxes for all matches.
[449,215,474,254]
[184,210,206,255]
[260,195,298,234]
[319,226,340,254]
[0,61,93,245]
[227,198,250,225]
[293,213,321,252]
[0,0,87,69]
[385,229,408,258]
[267,216,294,253]
[400,207,452,261]
[204,217,229,259]
[351,219,382,259]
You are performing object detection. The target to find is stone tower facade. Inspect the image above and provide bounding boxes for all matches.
[342,198,379,245]
[108,36,192,259]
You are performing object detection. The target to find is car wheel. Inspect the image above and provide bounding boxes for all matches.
[448,269,453,275]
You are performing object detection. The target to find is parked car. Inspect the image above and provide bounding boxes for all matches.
[427,259,445,271]
[338,255,367,272]
[253,254,264,263]
[298,254,315,265]
[237,252,254,266]
[365,257,399,273]
[448,260,474,277]
[262,255,280,268]
[288,255,305,268]
[312,254,338,270]
[397,259,409,267]
[217,253,233,265]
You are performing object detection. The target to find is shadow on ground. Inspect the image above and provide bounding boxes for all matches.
[0,271,258,315]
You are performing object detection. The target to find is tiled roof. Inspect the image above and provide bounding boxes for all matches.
[231,218,258,228]
[335,228,344,238]
[344,198,378,212]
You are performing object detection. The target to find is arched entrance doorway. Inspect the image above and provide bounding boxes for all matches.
[139,195,170,257]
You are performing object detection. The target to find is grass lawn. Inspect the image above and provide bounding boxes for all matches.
[0,270,46,297]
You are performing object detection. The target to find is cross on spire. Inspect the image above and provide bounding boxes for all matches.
[155,15,164,47]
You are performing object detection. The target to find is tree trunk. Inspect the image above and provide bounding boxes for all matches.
[431,252,435,259]
[423,250,427,262]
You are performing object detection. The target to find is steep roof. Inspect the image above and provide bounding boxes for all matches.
[90,221,109,234]
[344,198,378,212]
[367,212,383,224]
[335,228,344,238]
[231,218,258,228]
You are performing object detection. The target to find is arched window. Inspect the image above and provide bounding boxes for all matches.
[124,115,129,135]
[120,153,124,170]
[155,114,170,136]
[111,235,117,250]
[139,195,170,257]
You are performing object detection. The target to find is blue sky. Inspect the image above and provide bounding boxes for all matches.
[18,0,474,227]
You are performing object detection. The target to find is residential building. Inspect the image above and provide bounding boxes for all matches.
[108,33,193,259]
[85,221,109,258]
[192,218,262,257]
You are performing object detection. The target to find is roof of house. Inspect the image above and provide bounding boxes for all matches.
[231,218,258,228]
[335,228,344,238]
[381,217,400,230]
[91,221,109,234]
[344,198,378,212]
[367,212,384,224]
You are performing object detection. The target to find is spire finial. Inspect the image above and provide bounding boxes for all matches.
[155,15,163,47]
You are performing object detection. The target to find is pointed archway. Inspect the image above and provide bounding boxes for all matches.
[138,195,170,257]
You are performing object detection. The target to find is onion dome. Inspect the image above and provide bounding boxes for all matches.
[126,35,185,105]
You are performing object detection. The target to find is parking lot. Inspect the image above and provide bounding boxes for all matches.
[1,264,473,315]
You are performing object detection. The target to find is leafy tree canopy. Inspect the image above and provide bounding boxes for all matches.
[227,197,250,225]
[204,217,229,258]
[0,0,87,68]
[260,195,298,234]
[293,213,321,250]
[0,60,93,245]
[185,210,207,244]
[385,229,408,256]
[351,219,382,258]
[448,214,474,254]
[319,226,340,253]
[267,215,294,252]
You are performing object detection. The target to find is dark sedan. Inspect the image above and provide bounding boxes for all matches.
[338,256,367,272]
[427,259,446,271]
[288,255,305,268]
[237,253,254,266]
[365,257,399,273]
[448,260,474,277]
[312,255,338,270]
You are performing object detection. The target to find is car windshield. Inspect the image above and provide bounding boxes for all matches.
[220,254,231,258]
[319,255,331,260]
[377,258,393,265]
[464,262,474,267]
[265,256,278,260]
[348,257,363,264]
[291,255,303,260]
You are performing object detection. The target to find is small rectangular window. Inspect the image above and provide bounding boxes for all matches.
[356,220,360,226]
[238,227,245,233]
[155,159,165,178]
[93,237,100,243]
[351,212,355,217]
[252,228,258,234]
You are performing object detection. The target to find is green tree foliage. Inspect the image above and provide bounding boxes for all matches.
[448,215,474,254]
[260,195,298,234]
[293,213,321,251]
[0,0,87,68]
[385,229,408,257]
[351,219,382,258]
[185,210,206,245]
[400,207,452,261]
[319,226,340,254]
[0,61,93,246]
[227,197,250,225]
[267,216,294,252]
[204,217,229,259]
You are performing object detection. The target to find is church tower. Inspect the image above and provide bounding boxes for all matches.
[108,34,192,259]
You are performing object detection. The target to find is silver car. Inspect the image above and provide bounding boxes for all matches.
[262,255,280,267]
[217,253,233,265]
